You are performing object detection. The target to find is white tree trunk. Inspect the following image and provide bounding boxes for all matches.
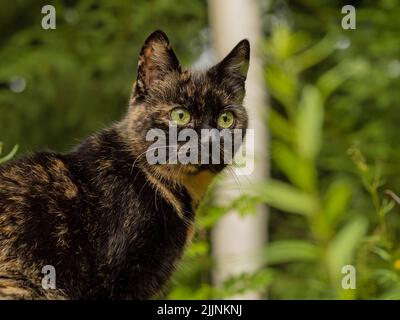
[209,0,269,299]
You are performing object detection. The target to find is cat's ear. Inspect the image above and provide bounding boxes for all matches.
[208,39,250,96]
[134,30,180,97]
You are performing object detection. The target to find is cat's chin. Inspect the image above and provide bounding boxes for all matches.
[148,163,223,183]
[172,164,226,176]
[159,164,201,176]
[179,164,227,176]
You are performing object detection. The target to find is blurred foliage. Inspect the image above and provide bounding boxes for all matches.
[260,0,400,300]
[2,0,400,300]
[0,0,206,152]
[169,0,400,300]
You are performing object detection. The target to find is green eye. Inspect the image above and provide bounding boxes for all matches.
[170,107,191,125]
[217,111,235,128]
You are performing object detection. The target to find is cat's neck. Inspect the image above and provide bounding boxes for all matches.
[72,126,214,216]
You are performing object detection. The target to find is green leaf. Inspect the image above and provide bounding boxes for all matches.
[186,241,209,258]
[380,285,400,300]
[272,141,316,192]
[380,198,395,218]
[290,35,335,72]
[370,247,391,262]
[268,109,293,143]
[373,269,399,285]
[219,270,272,298]
[268,24,312,60]
[323,179,353,227]
[296,85,324,161]
[326,216,368,283]
[265,240,319,265]
[197,205,227,229]
[270,24,293,60]
[265,64,297,113]
[230,194,261,217]
[0,144,19,164]
[317,59,368,101]
[256,180,318,216]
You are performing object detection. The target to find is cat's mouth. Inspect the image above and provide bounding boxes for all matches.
[150,162,226,180]
[184,163,226,175]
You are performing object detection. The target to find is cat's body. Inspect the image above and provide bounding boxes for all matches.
[0,31,249,299]
[0,128,194,299]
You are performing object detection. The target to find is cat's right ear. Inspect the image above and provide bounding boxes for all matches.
[208,39,250,99]
[133,30,181,98]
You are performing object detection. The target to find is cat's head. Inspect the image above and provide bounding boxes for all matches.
[122,30,249,180]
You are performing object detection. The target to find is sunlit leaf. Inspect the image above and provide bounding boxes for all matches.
[0,144,19,164]
[256,180,318,216]
[265,64,298,113]
[186,241,209,258]
[380,198,395,217]
[296,85,324,161]
[290,36,335,72]
[268,109,293,143]
[272,141,316,192]
[323,179,353,227]
[265,240,319,265]
[317,59,368,101]
[326,216,368,284]
[270,24,292,60]
[219,270,272,298]
[370,247,391,262]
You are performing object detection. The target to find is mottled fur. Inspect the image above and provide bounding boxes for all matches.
[0,30,249,299]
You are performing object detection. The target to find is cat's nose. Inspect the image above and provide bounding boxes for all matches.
[201,123,213,130]
[200,126,220,145]
[199,126,223,165]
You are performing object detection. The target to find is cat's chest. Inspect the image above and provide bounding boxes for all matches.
[86,166,195,298]
[96,197,193,299]
[127,198,191,261]
[101,182,194,271]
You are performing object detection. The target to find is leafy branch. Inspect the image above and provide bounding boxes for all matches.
[0,142,19,164]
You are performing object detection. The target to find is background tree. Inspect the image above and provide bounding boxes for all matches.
[209,0,269,299]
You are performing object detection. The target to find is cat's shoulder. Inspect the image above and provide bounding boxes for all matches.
[0,151,78,202]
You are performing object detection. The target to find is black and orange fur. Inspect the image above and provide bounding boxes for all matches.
[0,30,249,299]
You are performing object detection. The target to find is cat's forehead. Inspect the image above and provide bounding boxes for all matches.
[182,72,225,103]
[150,70,232,109]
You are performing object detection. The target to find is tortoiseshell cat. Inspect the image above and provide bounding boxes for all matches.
[0,30,249,299]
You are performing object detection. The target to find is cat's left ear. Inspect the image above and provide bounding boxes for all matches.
[134,30,181,98]
[208,39,250,95]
